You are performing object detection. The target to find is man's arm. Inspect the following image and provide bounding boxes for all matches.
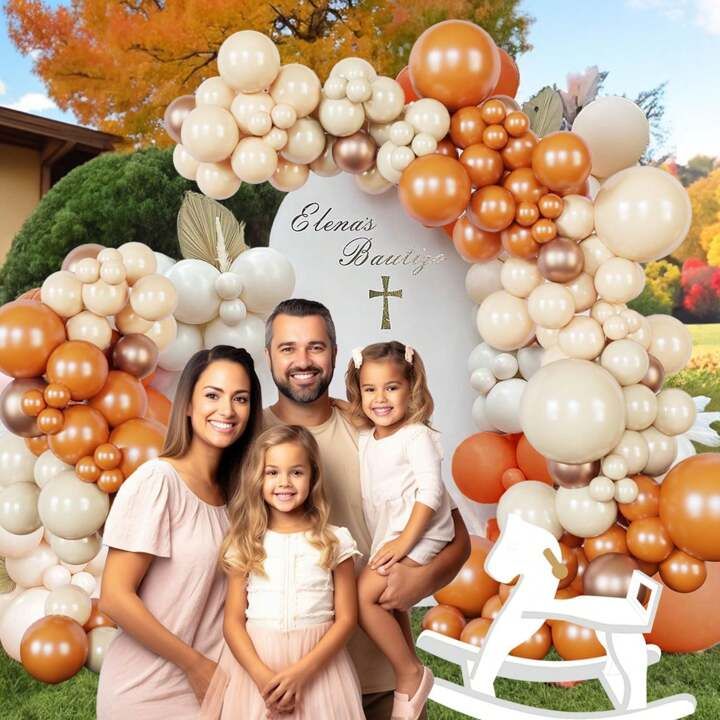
[377,508,471,611]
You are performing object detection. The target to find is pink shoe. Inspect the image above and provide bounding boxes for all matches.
[391,667,434,720]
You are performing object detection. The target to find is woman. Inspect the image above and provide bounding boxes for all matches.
[97,345,262,719]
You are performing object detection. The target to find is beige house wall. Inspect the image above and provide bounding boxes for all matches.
[0,143,41,264]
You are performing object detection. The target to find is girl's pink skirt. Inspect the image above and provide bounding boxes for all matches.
[200,620,365,720]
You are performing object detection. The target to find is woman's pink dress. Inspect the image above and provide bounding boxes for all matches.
[96,459,229,720]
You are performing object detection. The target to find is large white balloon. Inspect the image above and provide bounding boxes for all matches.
[217,30,281,93]
[0,481,40,535]
[485,378,526,434]
[0,586,50,661]
[203,314,266,361]
[647,314,693,375]
[158,322,204,372]
[471,395,495,432]
[0,523,43,559]
[230,248,296,316]
[50,532,101,565]
[0,431,37,486]
[476,291,534,351]
[165,259,221,325]
[5,541,57,587]
[45,584,92,625]
[497,481,562,539]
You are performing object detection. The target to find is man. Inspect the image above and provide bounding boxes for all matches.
[262,298,471,720]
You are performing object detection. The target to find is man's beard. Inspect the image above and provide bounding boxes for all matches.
[272,364,333,404]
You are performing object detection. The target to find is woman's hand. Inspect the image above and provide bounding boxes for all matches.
[185,653,218,703]
[262,663,309,714]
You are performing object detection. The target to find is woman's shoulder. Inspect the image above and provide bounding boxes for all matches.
[120,458,178,494]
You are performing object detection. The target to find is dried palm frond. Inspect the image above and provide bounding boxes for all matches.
[0,558,15,594]
[523,86,564,138]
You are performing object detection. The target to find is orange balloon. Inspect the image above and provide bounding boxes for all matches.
[486,517,500,542]
[561,531,583,549]
[583,525,628,562]
[25,435,49,456]
[501,223,540,259]
[46,340,109,401]
[503,167,547,204]
[501,132,538,170]
[450,107,486,149]
[37,408,64,435]
[468,185,515,233]
[395,66,419,104]
[435,136,458,158]
[460,617,493,648]
[20,615,88,684]
[570,548,589,594]
[511,623,551,660]
[0,300,66,379]
[552,621,604,660]
[619,475,660,522]
[145,387,171,426]
[452,432,517,504]
[480,99,506,125]
[98,469,125,494]
[110,417,166,477]
[460,144,504,187]
[558,542,579,590]
[498,582,516,603]
[16,287,41,301]
[626,517,674,563]
[408,20,500,111]
[76,455,101,483]
[482,124,508,151]
[501,467,526,489]
[515,435,552,484]
[421,604,466,639]
[48,405,109,465]
[659,454,720,561]
[504,111,529,138]
[452,216,501,263]
[515,202,540,227]
[531,218,557,244]
[398,155,471,227]
[481,594,503,621]
[89,370,148,427]
[538,193,564,219]
[531,131,591,194]
[491,47,520,98]
[94,442,122,470]
[434,536,499,617]
[646,559,720,652]
[84,597,117,632]
[659,550,707,593]
[44,383,71,409]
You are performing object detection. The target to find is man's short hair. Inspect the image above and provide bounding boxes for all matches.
[265,298,337,349]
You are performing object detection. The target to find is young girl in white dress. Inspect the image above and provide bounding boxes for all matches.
[200,424,365,720]
[345,341,455,720]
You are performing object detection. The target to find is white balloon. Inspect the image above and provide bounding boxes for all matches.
[165,259,221,325]
[42,564,72,591]
[153,252,177,276]
[468,343,502,373]
[517,346,543,380]
[0,586,50,661]
[218,299,248,326]
[214,272,244,300]
[203,314,266,361]
[0,586,23,625]
[45,584,92,625]
[471,395,495,431]
[71,571,97,597]
[0,431,37,486]
[85,546,108,576]
[0,523,43,559]
[470,367,497,395]
[86,626,118,673]
[158,322,204,373]
[5,541,57,588]
[491,353,519,380]
[230,247,295,316]
[485,378,527,433]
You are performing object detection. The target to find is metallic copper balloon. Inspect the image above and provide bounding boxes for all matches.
[0,378,47,437]
[532,131,591,194]
[626,517,674,563]
[583,553,648,602]
[44,383,71,409]
[501,132,538,170]
[531,218,558,244]
[76,455,102,483]
[640,354,665,393]
[112,334,159,380]
[37,407,64,434]
[459,144,504,187]
[618,475,659,522]
[450,107,486,148]
[20,615,88,684]
[504,111,529,137]
[515,202,539,227]
[98,469,125,494]
[510,623,552,660]
[84,598,118,632]
[583,525,628,562]
[537,236,585,282]
[482,124,508,150]
[163,94,195,144]
[500,223,539,259]
[548,459,600,489]
[551,620,604,660]
[25,435,49,456]
[48,405,109,465]
[421,604,466,640]
[61,243,105,273]
[503,167,546,204]
[452,216,501,262]
[659,550,707,593]
[468,185,516,232]
[460,617,493,648]
[538,193,564,219]
[332,131,377,175]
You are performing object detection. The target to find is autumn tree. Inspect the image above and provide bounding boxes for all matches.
[6,0,533,145]
[674,168,720,263]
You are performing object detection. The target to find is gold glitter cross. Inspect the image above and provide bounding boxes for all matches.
[369,275,402,330]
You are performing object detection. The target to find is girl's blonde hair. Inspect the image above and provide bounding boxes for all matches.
[220,425,338,576]
[344,341,434,429]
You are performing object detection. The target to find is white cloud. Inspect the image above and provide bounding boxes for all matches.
[627,0,689,22]
[628,0,720,33]
[0,81,6,96]
[7,92,57,113]
[695,0,720,34]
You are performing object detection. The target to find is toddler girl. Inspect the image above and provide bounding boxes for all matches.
[200,424,364,720]
[345,341,454,720]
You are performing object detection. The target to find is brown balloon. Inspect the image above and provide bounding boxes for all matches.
[46,340,109,401]
[619,475,660,522]
[504,111,529,138]
[0,300,66,379]
[503,167,547,204]
[398,155,472,227]
[626,517,674,563]
[481,594,503,620]
[510,623,552,660]
[500,223,539,259]
[531,219,559,245]
[98,469,125,494]
[110,417,166,477]
[60,243,105,273]
[583,553,648,602]
[482,124,508,150]
[332,131,377,174]
[48,405,109,465]
[557,542,579,590]
[76,455,102,483]
[44,383,71,409]
[468,185,516,232]
[112,334,159,380]
[538,193,564,219]
[421,604,466,640]
[459,144,504,187]
[537,237,584,282]
[515,202,540,227]
[452,216,501,263]
[640,354,665,393]
[583,525,628,562]
[20,615,88,684]
[547,459,600,489]
[531,131,592,194]
[450,107,486,148]
[659,550,706,594]
[163,94,195,144]
[89,370,148,428]
[459,617,493,648]
[25,435,49,456]
[433,536,499,617]
[501,132,538,170]
[84,598,118,632]
[37,407,64,435]
[0,378,47,437]
[551,621,604,660]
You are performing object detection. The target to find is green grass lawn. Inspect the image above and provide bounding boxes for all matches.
[688,323,720,358]
[1,612,718,719]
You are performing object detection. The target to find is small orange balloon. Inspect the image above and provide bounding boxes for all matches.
[498,582,516,603]
[48,404,109,465]
[555,587,580,600]
[503,167,547,204]
[619,475,660,521]
[515,202,540,227]
[395,66,419,104]
[583,525,628,562]
[98,469,125,494]
[452,216,501,263]
[421,604,466,640]
[482,124,508,150]
[504,111,529,138]
[501,467,526,489]
[481,594,504,620]
[25,435,49,456]
[538,193,564,219]
[89,370,148,428]
[501,132,538,170]
[94,442,122,470]
[46,340,109,401]
[37,407,64,435]
[491,47,520,98]
[146,387,172,426]
[501,223,540,259]
[515,435,552,485]
[531,218,558,244]
[511,623,552,660]
[20,615,88,684]
[531,131,592,194]
[460,617,493,648]
[76,455,101,483]
[450,107,486,149]
[486,517,500,542]
[44,383,71,409]
[84,598,118,632]
[480,99,506,125]
[21,390,46,417]
[468,185,516,233]
[459,144,504,187]
[453,432,517,504]
[626,517,674,563]
[110,417,165,477]
[558,543,579,590]
[552,621,604,660]
[659,550,707,594]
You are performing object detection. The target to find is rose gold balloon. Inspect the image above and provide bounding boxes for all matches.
[531,218,558,245]
[627,517,674,563]
[503,167,546,204]
[538,193,564,219]
[640,354,665,393]
[452,216,501,262]
[515,202,540,227]
[0,378,47,436]
[421,604,466,640]
[583,553,648,602]
[89,370,148,428]
[48,405,109,465]
[460,144,504,187]
[332,131,377,174]
[98,469,125,494]
[20,615,88,684]
[482,124,508,150]
[504,111,529,137]
[61,244,105,273]
[468,185,516,232]
[110,417,166,477]
[44,383,71,409]
[537,236,584,282]
[450,107,486,148]
[46,341,109,401]
[618,475,659,522]
[37,407,64,434]
[76,455,101,483]
[501,132,538,170]
[583,525,628,562]
[25,435,48,456]
[547,459,600,489]
[84,598,117,632]
[112,334,159,380]
[532,131,592,194]
[659,550,707,593]
[500,223,539,259]
[511,623,552,660]
[460,617,493,648]
[164,95,196,144]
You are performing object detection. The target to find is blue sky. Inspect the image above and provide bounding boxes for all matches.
[1,0,719,162]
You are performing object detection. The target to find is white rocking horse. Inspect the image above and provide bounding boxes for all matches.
[417,513,696,719]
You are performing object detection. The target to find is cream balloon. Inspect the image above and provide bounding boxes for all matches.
[404,98,451,141]
[541,345,570,366]
[165,259,221,325]
[594,257,644,303]
[579,234,615,276]
[218,299,247,326]
[558,316,605,360]
[323,76,347,100]
[270,64,321,117]
[476,291,534,351]
[411,133,438,157]
[49,532,101,565]
[555,486,618,538]
[71,571,97,596]
[612,430,649,475]
[281,118,326,165]
[45,584,92,625]
[501,258,542,298]
[230,92,275,133]
[81,280,128,316]
[203,314,266,361]
[99,262,126,286]
[73,258,99,284]
[0,481,41,535]
[601,454,628,481]
[600,339,649,386]
[517,346,543,380]
[41,271,83,318]
[86,626,118,673]
[641,427,677,476]
[527,283,575,329]
[564,272,597,312]
[0,431,38,485]
[118,242,157,284]
[196,161,242,200]
[330,57,377,82]
[647,314,692,375]
[42,563,71,591]
[465,260,503,304]
[589,476,615,503]
[33,450,71,489]
[491,353,519,380]
[97,248,121,264]
[389,121,414,146]
[497,481,562,539]
[623,384,658,431]
[5,541,57,587]
[535,326,559,349]
[144,315,177,352]
[180,106,239,163]
[520,359,626,463]
[195,76,234,108]
[214,272,243,301]
[217,30,281,92]
[318,98,365,137]
[572,96,649,179]
[555,195,594,240]
[310,137,340,177]
[355,166,392,195]
[364,77,405,123]
[129,274,178,322]
[603,315,628,341]
[485,378,526,433]
[157,322,204,373]
[271,103,297,130]
[654,388,696,436]
[594,166,692,262]
[231,138,278,184]
[614,477,639,504]
[229,247,295,315]
[0,523,42,558]
[66,311,113,350]
[0,587,50,661]
[270,158,309,191]
[115,303,152,334]
[263,127,288,152]
[346,78,371,103]
[376,141,402,184]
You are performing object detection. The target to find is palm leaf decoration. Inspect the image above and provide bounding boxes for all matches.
[523,86,564,138]
[0,558,15,594]
[177,192,247,270]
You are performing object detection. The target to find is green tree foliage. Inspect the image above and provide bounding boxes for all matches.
[0,149,284,304]
[628,259,681,316]
[673,168,720,263]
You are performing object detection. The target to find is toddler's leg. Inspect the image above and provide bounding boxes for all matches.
[357,565,423,698]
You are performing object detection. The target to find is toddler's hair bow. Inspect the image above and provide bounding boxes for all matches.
[351,347,364,369]
[404,345,414,364]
